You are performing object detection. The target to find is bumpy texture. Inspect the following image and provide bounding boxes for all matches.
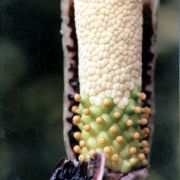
[61,0,158,177]
[71,0,149,173]
[72,87,150,172]
[74,0,143,108]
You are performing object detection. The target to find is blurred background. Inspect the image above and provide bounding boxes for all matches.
[0,0,179,179]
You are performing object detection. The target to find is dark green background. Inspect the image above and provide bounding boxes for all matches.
[0,0,179,179]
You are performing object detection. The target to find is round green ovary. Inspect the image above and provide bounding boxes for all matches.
[73,87,149,173]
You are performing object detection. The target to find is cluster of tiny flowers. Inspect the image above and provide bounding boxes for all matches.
[71,91,150,173]
[74,0,143,108]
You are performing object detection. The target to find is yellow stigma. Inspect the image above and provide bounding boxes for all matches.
[111,154,119,162]
[74,93,81,102]
[72,115,81,125]
[98,137,105,144]
[143,128,150,137]
[73,145,81,153]
[143,107,151,114]
[132,132,140,139]
[129,147,137,154]
[138,153,146,160]
[79,154,86,161]
[116,136,124,144]
[129,157,138,165]
[83,108,91,115]
[138,92,146,100]
[103,99,110,107]
[73,132,81,140]
[84,124,91,132]
[143,147,150,155]
[114,112,121,119]
[141,140,149,147]
[96,117,104,124]
[139,118,148,125]
[71,105,78,113]
[89,149,96,157]
[126,119,133,127]
[134,106,142,113]
[104,146,112,154]
[79,140,86,147]
[110,126,118,134]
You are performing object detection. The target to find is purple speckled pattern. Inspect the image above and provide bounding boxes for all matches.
[103,168,148,180]
[121,168,148,180]
[89,153,105,180]
[61,0,159,179]
[61,0,79,160]
[50,154,105,180]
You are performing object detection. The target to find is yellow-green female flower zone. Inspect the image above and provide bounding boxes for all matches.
[72,89,151,173]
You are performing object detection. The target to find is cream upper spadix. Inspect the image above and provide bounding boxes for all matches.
[74,0,142,108]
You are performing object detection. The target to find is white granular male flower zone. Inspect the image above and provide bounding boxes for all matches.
[74,0,143,108]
